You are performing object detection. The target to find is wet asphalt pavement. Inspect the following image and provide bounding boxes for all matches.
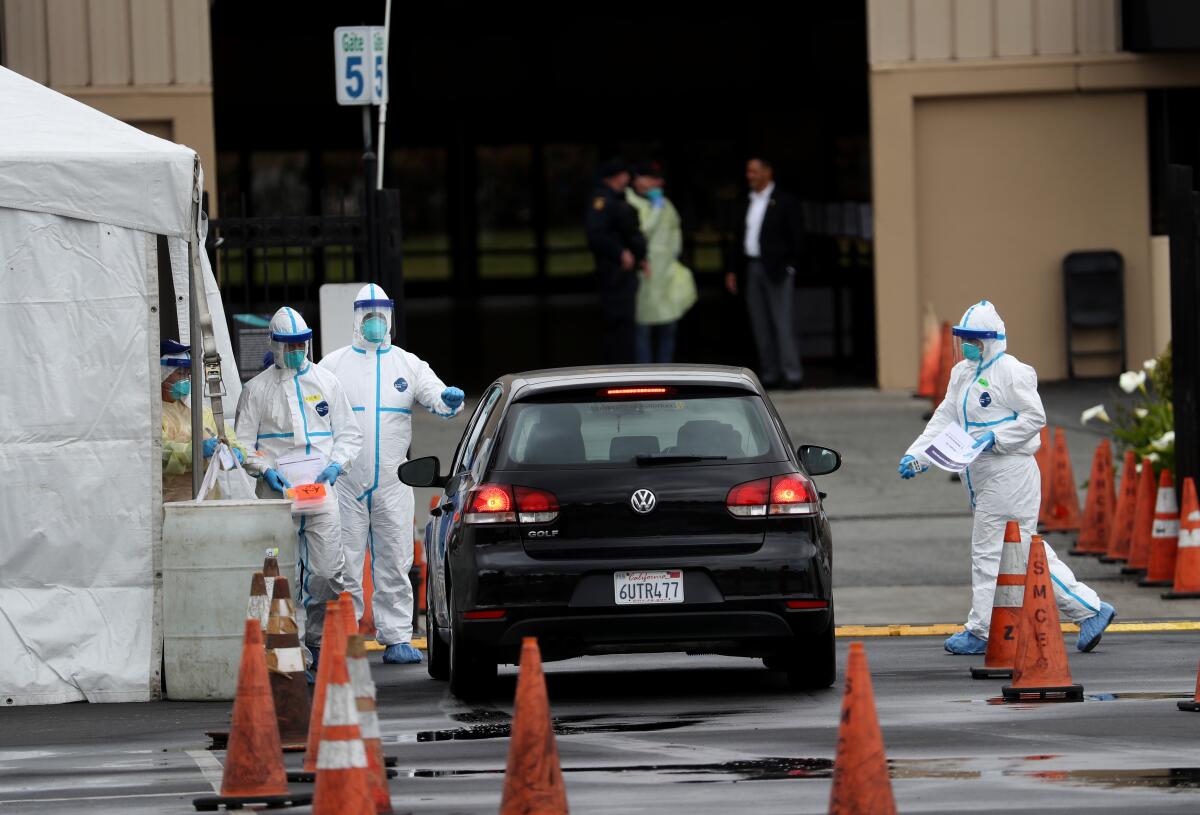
[4,633,1200,813]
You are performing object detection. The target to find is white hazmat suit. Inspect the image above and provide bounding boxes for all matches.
[235,307,363,657]
[320,284,463,649]
[905,300,1103,641]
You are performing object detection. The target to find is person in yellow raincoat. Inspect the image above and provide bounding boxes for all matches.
[626,163,696,363]
[160,340,245,502]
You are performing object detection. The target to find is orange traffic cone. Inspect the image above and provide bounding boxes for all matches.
[931,322,953,411]
[302,599,348,775]
[828,642,897,815]
[347,632,393,813]
[1141,469,1181,587]
[1164,478,1200,599]
[1002,536,1084,702]
[1178,659,1200,712]
[971,521,1024,680]
[1042,428,1081,532]
[311,623,375,815]
[246,572,269,633]
[359,548,377,638]
[263,548,280,609]
[1070,441,1115,556]
[192,620,311,811]
[1101,450,1139,563]
[499,638,568,815]
[1036,427,1055,530]
[916,305,941,399]
[265,576,310,751]
[1123,458,1158,575]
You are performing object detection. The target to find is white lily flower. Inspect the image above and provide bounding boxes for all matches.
[1144,358,1158,371]
[1119,370,1146,393]
[1152,431,1176,451]
[1080,405,1111,425]
[1147,452,1161,463]
[1135,408,1149,419]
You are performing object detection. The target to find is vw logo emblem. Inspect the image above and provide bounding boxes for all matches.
[630,489,657,514]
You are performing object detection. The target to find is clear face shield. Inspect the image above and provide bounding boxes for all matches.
[271,336,312,370]
[353,297,394,347]
[951,328,997,364]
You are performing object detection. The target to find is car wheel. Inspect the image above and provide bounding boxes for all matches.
[775,614,836,690]
[448,616,497,698]
[426,580,449,681]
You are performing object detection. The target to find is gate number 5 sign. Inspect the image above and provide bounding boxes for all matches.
[334,26,388,106]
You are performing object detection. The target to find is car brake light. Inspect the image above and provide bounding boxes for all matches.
[514,485,559,523]
[463,609,508,620]
[464,484,516,524]
[601,386,674,397]
[727,474,819,518]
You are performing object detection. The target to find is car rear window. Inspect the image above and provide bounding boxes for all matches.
[494,394,786,469]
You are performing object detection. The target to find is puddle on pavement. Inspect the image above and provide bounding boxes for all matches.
[1024,767,1200,790]
[418,718,702,742]
[413,757,834,780]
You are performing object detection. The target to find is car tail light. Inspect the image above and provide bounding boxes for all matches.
[463,609,507,620]
[785,599,829,609]
[514,485,559,523]
[727,473,819,518]
[464,484,516,524]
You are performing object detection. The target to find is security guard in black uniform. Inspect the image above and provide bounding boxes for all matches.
[585,159,647,364]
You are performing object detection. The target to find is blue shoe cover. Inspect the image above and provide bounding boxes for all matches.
[1077,602,1116,652]
[944,630,988,655]
[383,642,423,664]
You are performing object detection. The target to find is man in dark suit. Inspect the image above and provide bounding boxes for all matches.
[586,159,647,364]
[725,157,804,388]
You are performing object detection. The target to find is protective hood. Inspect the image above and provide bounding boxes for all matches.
[352,282,394,351]
[952,300,1007,363]
[269,306,312,369]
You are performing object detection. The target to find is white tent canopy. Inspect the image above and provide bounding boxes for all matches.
[0,66,238,704]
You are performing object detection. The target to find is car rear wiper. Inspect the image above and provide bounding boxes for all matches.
[635,454,728,465]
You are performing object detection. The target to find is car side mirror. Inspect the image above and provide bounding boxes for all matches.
[399,456,446,488]
[799,445,841,476]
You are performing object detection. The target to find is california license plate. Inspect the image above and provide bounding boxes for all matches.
[614,570,684,605]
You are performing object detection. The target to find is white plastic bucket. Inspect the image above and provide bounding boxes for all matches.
[162,499,295,700]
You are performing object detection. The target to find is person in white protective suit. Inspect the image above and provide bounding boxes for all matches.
[899,300,1117,655]
[319,284,465,665]
[235,306,363,673]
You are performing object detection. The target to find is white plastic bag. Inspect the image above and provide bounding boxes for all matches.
[197,443,258,501]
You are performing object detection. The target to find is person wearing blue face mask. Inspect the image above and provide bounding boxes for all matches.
[160,340,247,503]
[320,284,465,665]
[899,300,1115,655]
[235,307,364,675]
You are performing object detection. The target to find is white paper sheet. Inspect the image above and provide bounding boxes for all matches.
[922,424,987,472]
[275,451,325,486]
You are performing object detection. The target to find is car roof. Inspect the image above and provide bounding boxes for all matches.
[497,364,764,400]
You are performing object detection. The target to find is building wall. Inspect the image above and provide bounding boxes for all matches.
[1,0,216,206]
[868,0,1200,389]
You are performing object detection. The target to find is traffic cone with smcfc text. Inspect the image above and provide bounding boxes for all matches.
[1002,536,1084,702]
[1164,478,1200,599]
[1042,428,1081,533]
[192,620,311,812]
[916,304,942,399]
[1123,458,1158,575]
[1178,659,1200,712]
[1101,450,1139,563]
[299,599,349,779]
[263,547,280,610]
[828,642,897,815]
[972,521,1025,680]
[1036,427,1054,530]
[246,572,270,634]
[347,633,393,813]
[311,623,375,815]
[1141,469,1181,587]
[265,576,310,751]
[1071,441,1115,556]
[499,638,568,815]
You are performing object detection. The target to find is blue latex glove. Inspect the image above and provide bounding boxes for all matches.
[898,454,926,479]
[264,468,292,494]
[232,447,244,465]
[315,462,342,486]
[441,387,465,410]
[203,437,218,458]
[972,431,996,451]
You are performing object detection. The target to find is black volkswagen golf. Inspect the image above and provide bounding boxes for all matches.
[399,365,841,696]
